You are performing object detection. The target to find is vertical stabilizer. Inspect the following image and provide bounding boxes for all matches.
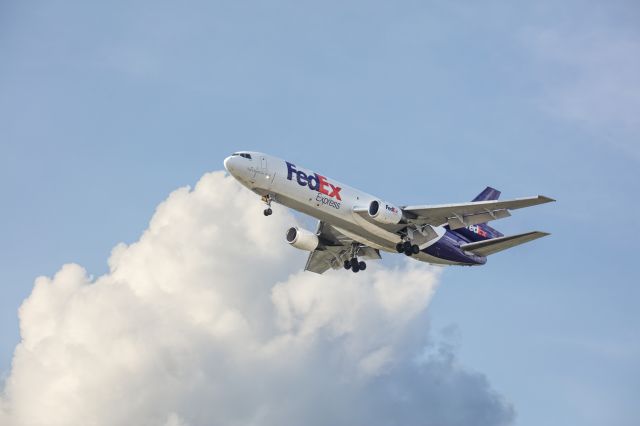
[453,187,504,241]
[472,186,501,202]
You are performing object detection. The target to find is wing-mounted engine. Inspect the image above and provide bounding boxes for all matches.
[286,227,319,251]
[368,200,404,225]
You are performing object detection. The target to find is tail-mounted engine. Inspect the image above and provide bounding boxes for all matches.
[368,200,404,225]
[286,227,319,251]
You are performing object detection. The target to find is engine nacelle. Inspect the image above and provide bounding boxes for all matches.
[286,227,319,251]
[368,200,404,225]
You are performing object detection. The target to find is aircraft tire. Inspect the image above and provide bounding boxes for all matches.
[403,241,412,252]
[411,244,420,254]
[396,243,404,253]
[344,260,351,269]
[404,249,413,257]
[358,261,366,270]
[351,263,360,273]
[263,208,272,216]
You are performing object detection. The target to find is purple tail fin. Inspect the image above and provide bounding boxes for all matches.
[472,186,501,202]
[455,187,504,241]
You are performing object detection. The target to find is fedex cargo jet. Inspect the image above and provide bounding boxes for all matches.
[224,151,554,274]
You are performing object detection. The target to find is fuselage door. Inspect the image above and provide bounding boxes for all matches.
[258,155,276,189]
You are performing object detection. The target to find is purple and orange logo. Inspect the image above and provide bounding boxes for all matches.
[468,225,488,238]
[286,162,342,201]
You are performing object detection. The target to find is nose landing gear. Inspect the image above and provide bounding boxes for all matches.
[261,194,274,216]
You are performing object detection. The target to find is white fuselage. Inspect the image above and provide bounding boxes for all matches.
[224,151,453,264]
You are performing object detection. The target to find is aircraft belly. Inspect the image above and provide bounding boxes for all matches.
[272,192,397,251]
[268,187,476,265]
[267,187,479,266]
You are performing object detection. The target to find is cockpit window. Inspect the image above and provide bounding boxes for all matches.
[230,152,252,159]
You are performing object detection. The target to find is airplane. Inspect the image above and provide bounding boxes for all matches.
[224,151,554,274]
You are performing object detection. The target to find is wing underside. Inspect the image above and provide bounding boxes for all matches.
[304,221,381,274]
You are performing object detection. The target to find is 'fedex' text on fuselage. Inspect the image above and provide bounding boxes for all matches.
[286,162,342,201]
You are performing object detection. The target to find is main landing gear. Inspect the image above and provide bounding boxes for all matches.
[396,241,420,256]
[344,258,367,273]
[261,194,274,216]
[343,243,366,273]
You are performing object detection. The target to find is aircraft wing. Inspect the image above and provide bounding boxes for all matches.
[403,195,555,229]
[460,231,550,256]
[304,221,381,274]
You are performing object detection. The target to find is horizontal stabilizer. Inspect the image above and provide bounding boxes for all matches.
[460,231,550,256]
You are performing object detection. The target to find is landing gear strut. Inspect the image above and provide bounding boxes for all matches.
[344,245,367,273]
[261,194,274,216]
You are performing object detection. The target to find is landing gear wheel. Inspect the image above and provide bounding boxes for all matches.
[358,261,366,271]
[412,244,420,254]
[262,195,274,216]
[396,243,404,253]
[402,241,414,256]
[344,260,351,270]
[350,258,360,273]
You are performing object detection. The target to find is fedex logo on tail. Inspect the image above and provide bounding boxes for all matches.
[286,162,342,201]
[468,224,488,238]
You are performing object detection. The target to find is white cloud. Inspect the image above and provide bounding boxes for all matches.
[0,172,513,426]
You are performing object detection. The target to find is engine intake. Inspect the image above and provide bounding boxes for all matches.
[368,200,404,225]
[286,227,319,252]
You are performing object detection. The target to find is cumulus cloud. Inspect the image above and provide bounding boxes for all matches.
[0,172,513,426]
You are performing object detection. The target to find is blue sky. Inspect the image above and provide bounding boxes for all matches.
[1,1,639,425]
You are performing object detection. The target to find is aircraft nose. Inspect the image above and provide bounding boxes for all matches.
[223,156,234,173]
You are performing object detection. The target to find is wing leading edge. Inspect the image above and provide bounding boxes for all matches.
[403,195,555,229]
